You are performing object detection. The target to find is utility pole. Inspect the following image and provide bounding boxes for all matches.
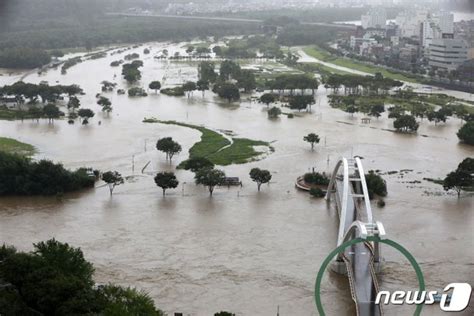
[132,155,135,173]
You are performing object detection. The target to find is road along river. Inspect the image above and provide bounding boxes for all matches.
[296,49,474,102]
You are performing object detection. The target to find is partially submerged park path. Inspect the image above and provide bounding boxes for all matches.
[144,119,273,166]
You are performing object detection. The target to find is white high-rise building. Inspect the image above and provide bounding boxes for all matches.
[396,10,455,40]
[421,17,442,50]
[429,37,469,71]
[435,11,454,34]
[361,7,387,29]
[396,10,428,38]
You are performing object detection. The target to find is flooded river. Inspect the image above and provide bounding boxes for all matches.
[0,42,473,315]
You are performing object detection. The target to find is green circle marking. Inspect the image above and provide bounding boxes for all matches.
[314,236,425,316]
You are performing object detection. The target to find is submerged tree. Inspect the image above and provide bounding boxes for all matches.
[28,106,43,122]
[78,108,95,125]
[457,121,474,145]
[303,133,320,150]
[67,96,81,113]
[289,95,314,112]
[149,81,161,93]
[182,81,197,98]
[268,106,282,119]
[369,104,385,119]
[97,96,112,114]
[180,157,214,172]
[249,168,272,191]
[365,171,387,199]
[427,109,448,125]
[215,83,240,103]
[102,171,124,195]
[393,115,419,133]
[154,172,179,196]
[196,79,209,97]
[443,158,473,197]
[43,104,62,123]
[156,137,182,162]
[260,93,276,107]
[198,61,217,83]
[219,60,241,81]
[195,167,226,196]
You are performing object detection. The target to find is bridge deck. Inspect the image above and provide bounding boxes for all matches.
[336,179,382,316]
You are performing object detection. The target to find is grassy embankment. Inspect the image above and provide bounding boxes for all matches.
[296,61,352,76]
[144,119,272,166]
[303,46,422,83]
[0,137,35,155]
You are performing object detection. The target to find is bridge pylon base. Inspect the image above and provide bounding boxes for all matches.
[330,260,348,275]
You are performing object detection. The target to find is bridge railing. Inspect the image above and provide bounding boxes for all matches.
[326,156,386,264]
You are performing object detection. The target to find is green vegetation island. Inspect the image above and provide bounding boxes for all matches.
[143,119,273,166]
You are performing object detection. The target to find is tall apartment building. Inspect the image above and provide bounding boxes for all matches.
[396,10,454,40]
[429,36,469,71]
[435,11,454,34]
[421,17,442,50]
[396,10,428,38]
[361,7,387,29]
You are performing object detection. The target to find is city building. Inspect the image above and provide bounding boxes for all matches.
[361,7,387,29]
[386,23,399,38]
[435,11,454,34]
[364,28,386,38]
[395,10,428,38]
[350,35,377,51]
[390,36,400,46]
[421,16,442,51]
[429,36,469,71]
[399,44,419,68]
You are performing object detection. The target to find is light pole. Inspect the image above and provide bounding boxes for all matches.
[182,182,187,196]
[132,155,135,173]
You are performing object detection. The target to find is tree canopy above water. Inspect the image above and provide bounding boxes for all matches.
[0,238,165,315]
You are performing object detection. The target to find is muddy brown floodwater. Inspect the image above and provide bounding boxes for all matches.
[0,42,473,315]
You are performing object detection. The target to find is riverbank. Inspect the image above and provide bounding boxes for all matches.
[0,137,35,155]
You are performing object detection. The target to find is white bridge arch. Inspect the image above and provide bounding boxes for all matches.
[325,156,387,316]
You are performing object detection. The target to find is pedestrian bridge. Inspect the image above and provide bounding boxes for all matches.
[326,157,386,316]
